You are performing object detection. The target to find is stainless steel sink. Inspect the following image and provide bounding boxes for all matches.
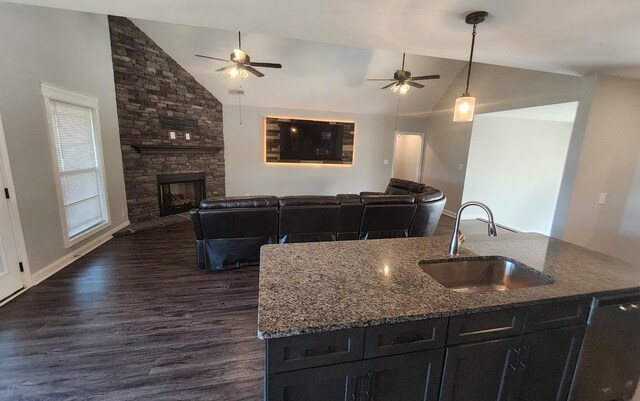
[419,256,553,293]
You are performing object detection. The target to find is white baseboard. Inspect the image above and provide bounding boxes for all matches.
[31,220,130,286]
[442,209,457,218]
[0,287,28,307]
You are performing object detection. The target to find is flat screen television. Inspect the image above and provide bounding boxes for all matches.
[277,120,345,162]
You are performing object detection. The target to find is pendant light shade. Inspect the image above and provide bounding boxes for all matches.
[453,95,476,122]
[453,11,488,122]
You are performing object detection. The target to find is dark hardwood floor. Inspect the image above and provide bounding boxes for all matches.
[0,217,458,400]
[0,222,263,400]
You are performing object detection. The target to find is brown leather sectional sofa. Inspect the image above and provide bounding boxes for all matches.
[190,178,446,270]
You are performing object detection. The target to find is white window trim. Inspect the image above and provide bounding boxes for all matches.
[41,83,111,249]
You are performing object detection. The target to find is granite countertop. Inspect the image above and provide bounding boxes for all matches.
[257,232,640,339]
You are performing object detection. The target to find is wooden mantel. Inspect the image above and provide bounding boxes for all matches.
[131,145,222,154]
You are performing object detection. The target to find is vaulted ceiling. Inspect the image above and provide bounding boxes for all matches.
[132,19,466,116]
[4,0,639,115]
[4,0,640,79]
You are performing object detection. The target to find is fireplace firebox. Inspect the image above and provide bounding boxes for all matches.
[157,173,205,216]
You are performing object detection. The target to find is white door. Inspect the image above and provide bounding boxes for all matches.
[0,117,24,301]
[391,132,424,182]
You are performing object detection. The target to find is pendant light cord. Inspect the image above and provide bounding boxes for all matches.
[464,23,478,96]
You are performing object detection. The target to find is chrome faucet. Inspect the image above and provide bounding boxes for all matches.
[449,201,498,256]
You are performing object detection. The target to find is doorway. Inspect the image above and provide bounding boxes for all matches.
[392,132,424,182]
[0,113,26,302]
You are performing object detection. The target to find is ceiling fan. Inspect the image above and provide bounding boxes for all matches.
[367,53,440,94]
[195,31,282,79]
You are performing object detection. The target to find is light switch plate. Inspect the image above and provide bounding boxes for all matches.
[598,192,607,205]
[185,133,191,140]
[169,131,176,139]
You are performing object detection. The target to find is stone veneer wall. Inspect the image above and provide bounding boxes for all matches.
[108,16,225,223]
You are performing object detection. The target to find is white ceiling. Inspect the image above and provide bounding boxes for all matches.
[132,19,465,116]
[3,0,640,79]
[483,101,579,122]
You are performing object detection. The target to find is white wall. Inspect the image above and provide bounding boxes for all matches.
[223,105,427,195]
[562,75,640,263]
[0,3,128,273]
[617,156,640,265]
[462,116,573,235]
[422,63,584,213]
[392,134,423,181]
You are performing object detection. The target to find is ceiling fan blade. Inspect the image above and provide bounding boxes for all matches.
[367,79,396,81]
[411,74,441,81]
[407,81,425,88]
[249,62,282,69]
[380,82,397,89]
[195,54,229,62]
[245,65,265,77]
[215,65,234,72]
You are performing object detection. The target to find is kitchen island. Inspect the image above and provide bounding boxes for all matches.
[258,232,640,401]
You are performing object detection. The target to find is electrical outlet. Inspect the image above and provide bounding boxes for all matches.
[458,163,464,171]
[185,133,191,140]
[383,159,389,165]
[169,131,176,140]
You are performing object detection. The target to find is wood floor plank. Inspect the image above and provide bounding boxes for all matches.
[0,222,264,400]
[0,216,456,400]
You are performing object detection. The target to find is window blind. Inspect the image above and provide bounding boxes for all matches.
[48,100,106,238]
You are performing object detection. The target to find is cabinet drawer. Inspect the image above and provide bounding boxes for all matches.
[266,328,365,374]
[364,318,447,358]
[524,298,591,333]
[448,308,525,345]
[266,361,361,401]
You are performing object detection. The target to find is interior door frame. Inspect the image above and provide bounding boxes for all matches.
[391,131,425,182]
[0,112,32,295]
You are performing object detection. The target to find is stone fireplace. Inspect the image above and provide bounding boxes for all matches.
[157,173,205,216]
[109,17,225,223]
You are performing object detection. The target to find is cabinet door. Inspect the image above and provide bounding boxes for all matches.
[440,337,522,401]
[266,361,361,401]
[360,349,444,401]
[517,326,585,401]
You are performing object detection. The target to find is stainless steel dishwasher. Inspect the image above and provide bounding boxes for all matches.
[570,292,640,401]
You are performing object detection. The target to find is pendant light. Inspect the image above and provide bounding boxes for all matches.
[453,11,488,122]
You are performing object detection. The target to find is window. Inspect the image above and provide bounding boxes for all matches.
[42,84,110,247]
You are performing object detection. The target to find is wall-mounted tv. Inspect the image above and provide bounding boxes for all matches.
[265,117,355,165]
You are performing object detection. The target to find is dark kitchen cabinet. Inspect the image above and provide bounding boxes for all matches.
[361,350,444,401]
[268,350,444,401]
[266,361,361,401]
[264,299,593,401]
[439,336,522,401]
[516,326,586,401]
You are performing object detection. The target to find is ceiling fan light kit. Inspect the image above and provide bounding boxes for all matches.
[453,10,488,122]
[195,31,282,79]
[366,53,440,95]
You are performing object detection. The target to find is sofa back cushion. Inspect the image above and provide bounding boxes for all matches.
[200,195,279,209]
[337,194,364,241]
[278,196,341,243]
[359,195,417,239]
[385,178,444,202]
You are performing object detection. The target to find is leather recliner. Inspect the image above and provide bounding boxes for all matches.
[383,178,446,237]
[191,196,278,270]
[359,194,417,239]
[278,195,341,243]
[336,194,364,240]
